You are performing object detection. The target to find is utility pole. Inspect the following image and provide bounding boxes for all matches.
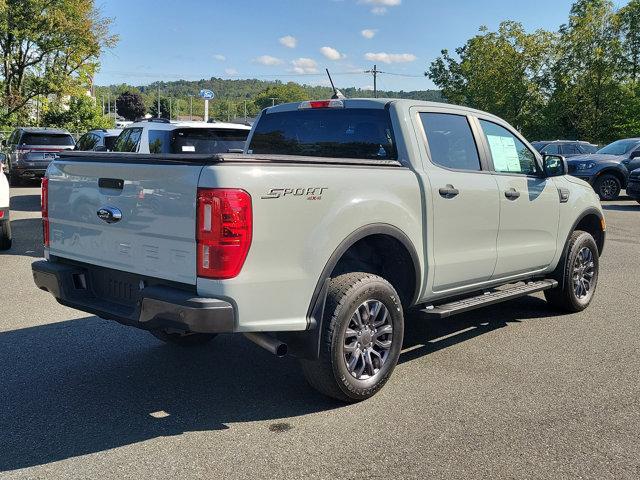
[365,64,380,98]
[189,95,193,121]
[243,100,247,123]
[107,92,111,116]
[269,97,278,107]
[169,97,172,120]
[157,86,161,118]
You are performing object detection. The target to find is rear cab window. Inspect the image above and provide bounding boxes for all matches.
[20,133,75,146]
[248,107,397,160]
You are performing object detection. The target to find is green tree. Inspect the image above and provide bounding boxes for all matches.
[42,95,113,132]
[547,0,623,143]
[427,21,555,137]
[116,91,145,120]
[0,0,118,124]
[149,98,170,119]
[254,82,309,110]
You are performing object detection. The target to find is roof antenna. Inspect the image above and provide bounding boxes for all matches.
[326,68,346,99]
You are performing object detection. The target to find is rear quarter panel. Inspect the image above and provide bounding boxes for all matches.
[197,163,424,332]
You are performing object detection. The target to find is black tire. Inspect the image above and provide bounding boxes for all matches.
[544,230,599,312]
[0,220,11,250]
[8,169,22,187]
[300,272,404,403]
[150,329,217,346]
[594,174,621,201]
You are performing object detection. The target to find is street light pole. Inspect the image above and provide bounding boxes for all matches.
[189,95,193,121]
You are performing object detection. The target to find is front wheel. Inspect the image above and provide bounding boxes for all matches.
[545,230,599,312]
[300,272,404,402]
[594,174,621,201]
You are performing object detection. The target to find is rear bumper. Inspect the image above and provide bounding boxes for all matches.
[32,260,235,333]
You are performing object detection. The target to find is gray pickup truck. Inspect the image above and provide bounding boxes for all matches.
[32,99,605,402]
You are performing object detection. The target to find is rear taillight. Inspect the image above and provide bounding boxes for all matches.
[196,188,252,279]
[41,177,49,247]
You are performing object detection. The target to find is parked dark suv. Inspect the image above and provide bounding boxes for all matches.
[531,140,598,157]
[565,138,640,201]
[75,129,122,152]
[2,128,75,185]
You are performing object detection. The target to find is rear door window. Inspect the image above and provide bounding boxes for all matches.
[20,133,75,146]
[419,112,481,171]
[249,108,397,160]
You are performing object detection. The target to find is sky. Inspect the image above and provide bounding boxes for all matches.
[94,0,623,91]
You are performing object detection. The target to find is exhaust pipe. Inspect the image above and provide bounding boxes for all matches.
[243,333,288,357]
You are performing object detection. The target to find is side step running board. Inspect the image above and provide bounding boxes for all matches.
[421,279,558,319]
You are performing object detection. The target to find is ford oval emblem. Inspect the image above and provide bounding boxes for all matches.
[97,206,122,224]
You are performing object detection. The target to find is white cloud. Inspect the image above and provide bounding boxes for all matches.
[290,57,318,74]
[359,0,401,15]
[225,68,238,75]
[364,52,416,64]
[279,35,297,48]
[254,55,284,66]
[320,46,345,60]
[360,0,401,5]
[361,29,377,39]
[213,54,226,61]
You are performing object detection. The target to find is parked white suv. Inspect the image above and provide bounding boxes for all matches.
[112,119,251,154]
[0,153,11,249]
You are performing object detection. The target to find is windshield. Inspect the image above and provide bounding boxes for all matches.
[597,139,639,155]
[21,133,75,146]
[249,108,397,160]
[148,128,249,154]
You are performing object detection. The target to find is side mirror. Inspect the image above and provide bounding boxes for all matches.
[543,154,567,177]
[1,139,6,147]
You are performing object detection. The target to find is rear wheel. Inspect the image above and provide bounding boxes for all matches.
[0,220,11,250]
[545,230,599,312]
[594,174,621,201]
[150,329,217,346]
[300,272,404,402]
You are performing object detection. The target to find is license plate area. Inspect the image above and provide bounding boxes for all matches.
[43,153,56,159]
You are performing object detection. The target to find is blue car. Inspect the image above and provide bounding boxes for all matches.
[566,138,640,201]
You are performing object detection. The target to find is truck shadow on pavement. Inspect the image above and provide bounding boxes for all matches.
[0,296,560,472]
[9,194,42,212]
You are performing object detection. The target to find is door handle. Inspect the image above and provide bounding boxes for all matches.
[504,188,520,200]
[439,184,459,199]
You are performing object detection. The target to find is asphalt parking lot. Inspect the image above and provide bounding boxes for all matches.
[1,185,639,479]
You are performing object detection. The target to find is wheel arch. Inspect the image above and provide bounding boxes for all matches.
[278,223,421,360]
[595,167,627,188]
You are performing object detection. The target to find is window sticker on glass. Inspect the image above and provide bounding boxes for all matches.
[181,145,196,152]
[486,135,521,172]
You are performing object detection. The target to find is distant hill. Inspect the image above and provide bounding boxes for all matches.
[95,77,444,103]
[93,77,445,120]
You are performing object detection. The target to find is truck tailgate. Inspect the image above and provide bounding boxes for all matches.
[47,157,205,284]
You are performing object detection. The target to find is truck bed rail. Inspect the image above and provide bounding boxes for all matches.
[56,151,403,167]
